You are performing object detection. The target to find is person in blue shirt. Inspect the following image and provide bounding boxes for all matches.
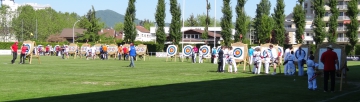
[211,47,217,64]
[128,43,136,67]
[248,47,254,73]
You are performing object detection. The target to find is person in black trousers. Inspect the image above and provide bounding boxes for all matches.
[218,46,224,72]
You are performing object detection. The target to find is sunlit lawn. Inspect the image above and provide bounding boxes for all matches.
[0,55,360,102]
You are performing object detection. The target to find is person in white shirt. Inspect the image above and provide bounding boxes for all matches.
[284,46,293,75]
[285,51,296,75]
[263,48,272,74]
[295,47,306,76]
[65,46,69,59]
[91,46,96,60]
[198,49,203,63]
[227,47,237,73]
[223,46,229,71]
[253,47,262,74]
[86,46,91,60]
[307,56,318,90]
[269,45,278,75]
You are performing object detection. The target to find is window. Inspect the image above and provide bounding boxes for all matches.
[191,35,195,38]
[338,1,343,5]
[338,23,343,27]
[339,12,344,16]
[306,33,310,36]
[325,12,330,16]
[304,3,308,8]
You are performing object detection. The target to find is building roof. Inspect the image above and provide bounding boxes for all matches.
[59,28,86,38]
[98,29,116,37]
[183,29,222,38]
[136,26,150,33]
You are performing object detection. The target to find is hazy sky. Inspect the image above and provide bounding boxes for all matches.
[13,0,297,23]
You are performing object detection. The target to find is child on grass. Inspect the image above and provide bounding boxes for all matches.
[307,55,319,91]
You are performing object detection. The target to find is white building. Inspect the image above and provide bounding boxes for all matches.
[135,26,155,42]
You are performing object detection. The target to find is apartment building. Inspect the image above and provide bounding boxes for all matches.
[285,0,360,45]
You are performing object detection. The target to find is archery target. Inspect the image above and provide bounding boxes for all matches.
[277,46,284,57]
[233,47,244,60]
[167,45,177,56]
[24,44,31,54]
[199,45,210,58]
[183,45,192,57]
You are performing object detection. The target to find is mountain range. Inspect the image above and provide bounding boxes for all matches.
[95,9,169,28]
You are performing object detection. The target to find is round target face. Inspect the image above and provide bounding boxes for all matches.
[278,47,283,56]
[183,45,192,56]
[200,46,209,55]
[167,45,177,56]
[81,47,86,51]
[69,47,75,51]
[24,44,31,53]
[233,48,243,58]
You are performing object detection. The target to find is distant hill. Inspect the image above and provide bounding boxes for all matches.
[96,9,169,28]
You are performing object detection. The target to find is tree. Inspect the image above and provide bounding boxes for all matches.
[185,14,198,26]
[77,6,104,42]
[114,22,124,31]
[11,5,36,41]
[327,0,339,43]
[293,0,305,44]
[139,19,154,30]
[312,0,326,47]
[169,0,182,45]
[155,0,166,51]
[253,0,271,44]
[258,15,273,43]
[346,0,359,55]
[202,0,211,40]
[123,0,137,43]
[0,5,12,42]
[220,0,233,46]
[272,0,285,45]
[234,0,247,43]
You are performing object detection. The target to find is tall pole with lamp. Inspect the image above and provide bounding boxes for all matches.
[73,20,80,43]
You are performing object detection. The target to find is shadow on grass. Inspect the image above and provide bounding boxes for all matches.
[8,64,360,102]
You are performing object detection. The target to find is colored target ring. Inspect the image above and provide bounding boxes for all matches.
[167,45,177,56]
[183,45,192,56]
[233,48,243,58]
[25,44,31,53]
[200,46,209,55]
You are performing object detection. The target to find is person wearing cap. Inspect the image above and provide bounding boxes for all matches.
[10,42,18,64]
[128,43,136,67]
[321,45,339,93]
[295,47,306,76]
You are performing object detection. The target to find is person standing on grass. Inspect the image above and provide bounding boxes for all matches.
[307,55,318,91]
[191,47,196,63]
[211,47,216,64]
[269,45,278,75]
[10,42,18,64]
[248,47,254,73]
[263,47,272,75]
[284,46,293,75]
[321,45,339,93]
[228,47,237,73]
[253,47,262,74]
[222,46,229,71]
[198,49,203,63]
[20,44,28,64]
[217,46,224,73]
[103,45,108,60]
[295,47,306,76]
[91,46,96,60]
[61,45,65,59]
[123,46,128,60]
[285,51,296,75]
[118,45,123,60]
[193,46,198,62]
[128,43,136,67]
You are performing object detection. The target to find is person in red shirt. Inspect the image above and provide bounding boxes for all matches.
[20,44,28,64]
[10,42,18,64]
[45,45,50,56]
[123,46,128,60]
[320,45,339,93]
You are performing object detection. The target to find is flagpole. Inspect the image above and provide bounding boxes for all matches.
[213,0,216,47]
[182,0,185,52]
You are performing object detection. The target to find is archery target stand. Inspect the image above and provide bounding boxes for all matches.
[108,44,118,60]
[80,43,91,59]
[182,45,193,62]
[68,43,78,59]
[136,44,149,61]
[199,45,211,62]
[231,42,248,72]
[314,43,346,91]
[23,40,41,64]
[166,45,178,62]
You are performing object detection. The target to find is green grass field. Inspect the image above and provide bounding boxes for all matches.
[0,55,360,102]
